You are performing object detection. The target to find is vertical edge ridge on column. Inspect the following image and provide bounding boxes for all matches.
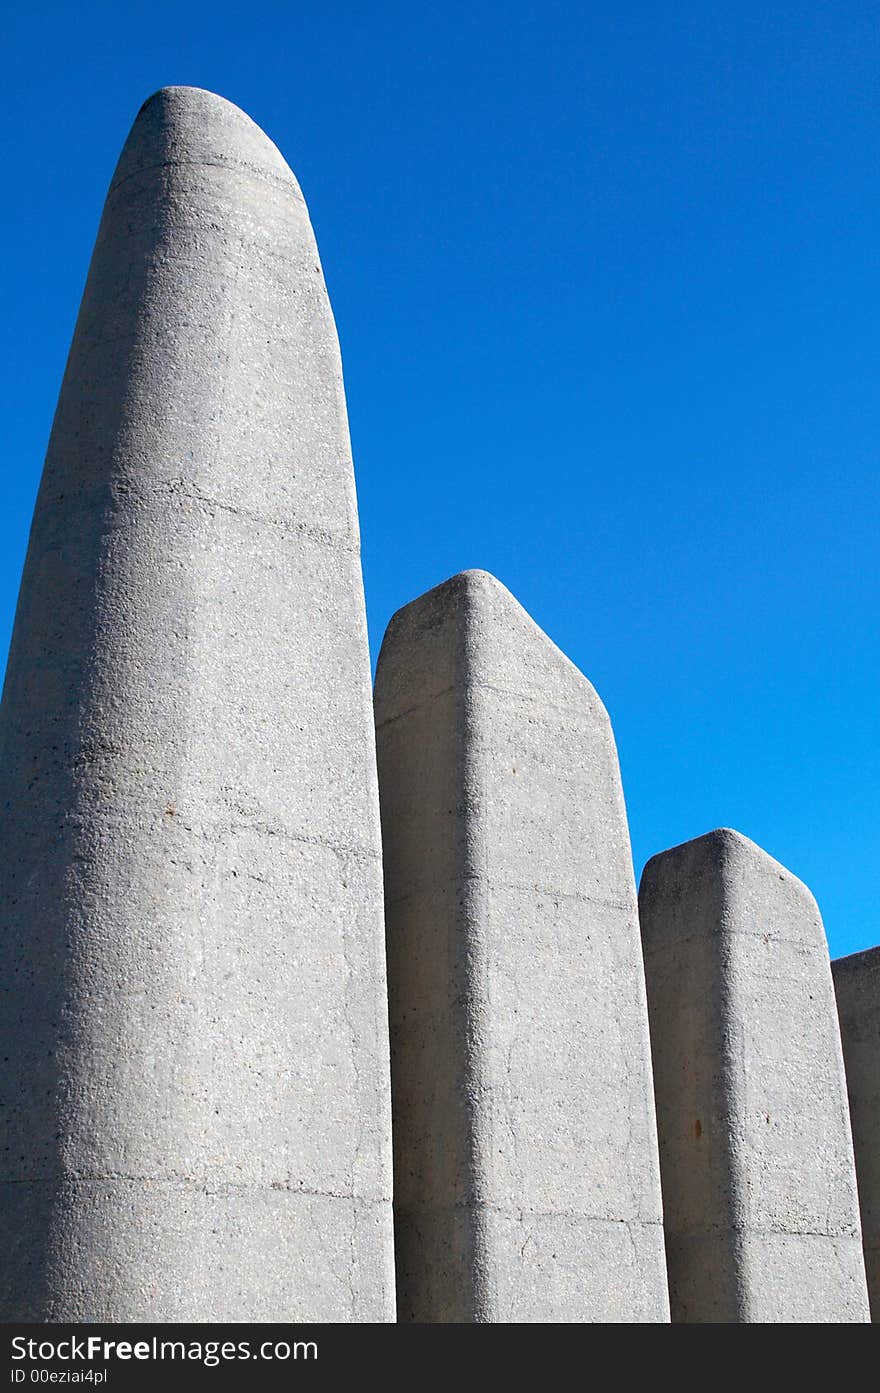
[639,828,869,1322]
[833,946,880,1320]
[375,569,669,1322]
[0,87,394,1321]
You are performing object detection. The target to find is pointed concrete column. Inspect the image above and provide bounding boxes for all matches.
[833,947,880,1319]
[374,570,669,1322]
[639,829,869,1322]
[0,87,394,1321]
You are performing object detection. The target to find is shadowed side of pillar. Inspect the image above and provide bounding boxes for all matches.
[375,570,669,1322]
[640,829,869,1322]
[0,87,394,1321]
[833,946,880,1319]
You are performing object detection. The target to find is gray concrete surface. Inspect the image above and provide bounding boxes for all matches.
[833,946,880,1320]
[640,829,869,1322]
[0,86,394,1321]
[375,570,669,1322]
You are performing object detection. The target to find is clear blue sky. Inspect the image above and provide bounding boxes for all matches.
[2,3,878,957]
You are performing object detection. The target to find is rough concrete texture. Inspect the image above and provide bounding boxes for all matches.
[640,829,869,1323]
[833,947,880,1319]
[0,87,394,1321]
[374,570,669,1322]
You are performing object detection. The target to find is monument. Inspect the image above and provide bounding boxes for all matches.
[834,948,880,1318]
[0,87,394,1321]
[1,86,877,1325]
[374,571,669,1321]
[639,829,869,1322]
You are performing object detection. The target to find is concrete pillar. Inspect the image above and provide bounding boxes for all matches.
[0,87,394,1321]
[833,947,880,1319]
[374,570,669,1322]
[639,829,869,1322]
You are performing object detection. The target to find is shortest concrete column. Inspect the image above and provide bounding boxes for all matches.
[639,829,869,1322]
[833,947,880,1320]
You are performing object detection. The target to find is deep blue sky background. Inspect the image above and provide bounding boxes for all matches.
[2,3,878,957]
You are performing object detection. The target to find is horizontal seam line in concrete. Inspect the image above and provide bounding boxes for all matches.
[397,1203,664,1225]
[222,824,380,861]
[123,483,358,553]
[108,157,305,200]
[643,930,830,952]
[36,810,381,864]
[375,683,458,727]
[35,481,360,554]
[669,1222,862,1240]
[376,679,593,730]
[0,1178,391,1202]
[387,875,630,913]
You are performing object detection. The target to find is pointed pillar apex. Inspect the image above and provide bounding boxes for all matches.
[377,568,611,729]
[641,827,826,947]
[111,86,301,194]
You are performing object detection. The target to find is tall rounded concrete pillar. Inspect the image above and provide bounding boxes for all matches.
[0,88,394,1321]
